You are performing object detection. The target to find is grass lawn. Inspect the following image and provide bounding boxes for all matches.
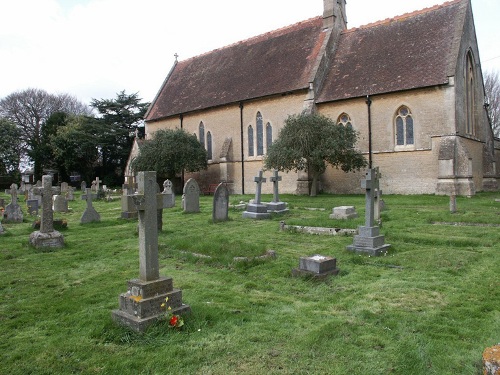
[0,190,499,374]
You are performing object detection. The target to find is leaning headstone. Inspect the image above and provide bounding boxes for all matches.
[26,199,39,216]
[80,188,101,224]
[212,183,229,222]
[112,171,190,333]
[266,170,289,214]
[330,206,358,220]
[347,168,390,256]
[242,170,270,219]
[292,254,340,279]
[29,175,64,249]
[3,184,23,223]
[182,178,200,213]
[52,194,69,213]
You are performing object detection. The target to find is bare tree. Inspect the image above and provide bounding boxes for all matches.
[484,70,500,137]
[0,88,92,179]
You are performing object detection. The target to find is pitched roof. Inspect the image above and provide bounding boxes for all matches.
[317,0,466,103]
[146,17,326,121]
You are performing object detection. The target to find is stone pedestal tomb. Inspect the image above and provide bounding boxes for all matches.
[113,171,190,333]
[347,168,390,256]
[330,206,358,220]
[266,170,288,214]
[29,175,64,249]
[292,254,340,278]
[3,184,23,223]
[243,170,270,219]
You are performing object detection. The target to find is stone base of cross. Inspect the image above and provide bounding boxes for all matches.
[346,168,390,256]
[243,170,271,219]
[112,171,189,333]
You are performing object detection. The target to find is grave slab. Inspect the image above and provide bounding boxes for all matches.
[292,254,340,278]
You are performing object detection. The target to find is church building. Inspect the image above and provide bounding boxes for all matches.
[138,0,498,195]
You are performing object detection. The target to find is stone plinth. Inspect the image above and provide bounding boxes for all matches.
[112,277,190,333]
[483,345,500,375]
[266,201,289,214]
[346,226,390,256]
[292,254,339,278]
[330,206,357,219]
[29,230,64,248]
[242,203,270,219]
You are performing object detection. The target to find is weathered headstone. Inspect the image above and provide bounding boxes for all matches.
[330,206,358,220]
[29,186,42,206]
[242,170,270,219]
[266,170,289,214]
[292,254,340,279]
[26,199,39,216]
[182,178,200,213]
[80,188,101,224]
[347,168,390,256]
[52,194,69,213]
[3,184,23,223]
[212,182,229,222]
[29,175,64,248]
[121,182,138,219]
[112,171,190,332]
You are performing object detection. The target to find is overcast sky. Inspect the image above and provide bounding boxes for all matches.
[1,0,499,106]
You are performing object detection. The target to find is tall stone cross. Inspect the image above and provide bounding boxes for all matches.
[253,170,266,204]
[132,171,173,281]
[94,177,102,192]
[39,175,55,233]
[361,168,379,228]
[269,170,282,203]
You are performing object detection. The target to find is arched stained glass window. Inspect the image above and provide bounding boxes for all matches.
[206,131,212,160]
[199,122,205,148]
[266,123,272,152]
[337,113,353,129]
[395,106,414,146]
[256,112,264,156]
[248,125,254,157]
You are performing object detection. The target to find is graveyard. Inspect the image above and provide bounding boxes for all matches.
[1,183,499,374]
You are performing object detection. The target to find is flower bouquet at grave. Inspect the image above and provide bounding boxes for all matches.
[160,297,184,329]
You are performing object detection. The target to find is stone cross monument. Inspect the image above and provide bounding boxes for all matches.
[346,168,390,256]
[3,183,23,223]
[29,175,64,248]
[80,188,101,223]
[112,171,190,332]
[242,170,270,219]
[266,170,288,214]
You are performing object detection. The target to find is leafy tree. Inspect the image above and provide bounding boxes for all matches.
[264,111,367,196]
[485,70,500,137]
[131,129,207,180]
[0,88,91,180]
[90,91,150,185]
[50,115,100,183]
[0,118,21,177]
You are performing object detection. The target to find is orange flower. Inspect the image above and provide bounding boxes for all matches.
[169,315,178,327]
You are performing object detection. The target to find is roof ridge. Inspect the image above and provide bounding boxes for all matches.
[344,0,462,33]
[179,16,322,63]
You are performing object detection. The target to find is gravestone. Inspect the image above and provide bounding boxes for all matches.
[292,254,339,279]
[330,206,358,220]
[80,188,101,224]
[93,177,102,192]
[157,180,175,231]
[347,168,390,256]
[266,170,289,214]
[182,178,200,213]
[29,186,42,206]
[121,182,138,219]
[212,182,229,222]
[26,199,39,216]
[112,171,190,333]
[373,188,384,221]
[29,175,64,248]
[53,194,69,213]
[242,170,270,219]
[81,180,87,191]
[3,184,23,223]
